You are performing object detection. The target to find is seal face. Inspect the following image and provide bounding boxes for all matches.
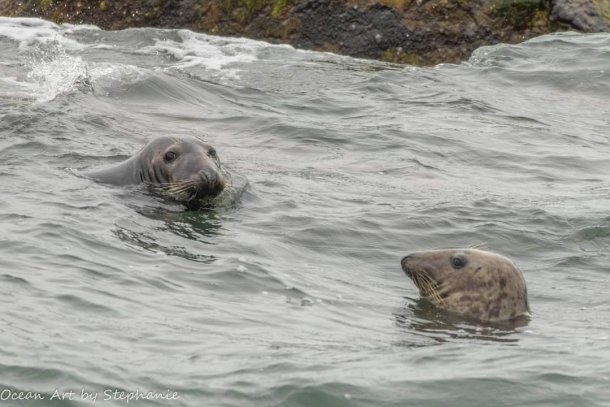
[400,249,530,322]
[86,136,227,207]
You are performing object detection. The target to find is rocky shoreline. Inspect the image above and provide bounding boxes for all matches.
[1,0,609,65]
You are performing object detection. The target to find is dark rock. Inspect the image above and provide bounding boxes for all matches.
[293,0,413,59]
[551,0,610,32]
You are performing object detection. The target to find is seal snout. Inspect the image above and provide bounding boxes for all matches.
[401,253,416,277]
[401,253,415,268]
[401,253,415,264]
[197,169,226,197]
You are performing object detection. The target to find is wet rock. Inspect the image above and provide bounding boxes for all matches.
[292,0,413,59]
[551,0,610,31]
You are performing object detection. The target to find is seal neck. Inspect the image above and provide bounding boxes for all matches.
[85,155,142,186]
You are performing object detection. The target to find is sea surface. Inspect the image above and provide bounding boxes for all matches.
[0,17,609,407]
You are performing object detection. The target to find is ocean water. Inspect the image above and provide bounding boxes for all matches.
[1,16,610,407]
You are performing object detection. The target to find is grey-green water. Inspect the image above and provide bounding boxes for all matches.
[1,17,610,407]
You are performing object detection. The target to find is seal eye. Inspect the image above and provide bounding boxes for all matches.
[450,255,467,269]
[208,149,217,159]
[164,151,177,163]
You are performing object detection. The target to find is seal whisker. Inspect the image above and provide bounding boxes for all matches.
[429,285,445,305]
[169,184,195,195]
[162,180,197,193]
[411,272,423,290]
[167,183,196,194]
[173,181,204,202]
[415,271,445,305]
[149,181,197,202]
[420,279,435,299]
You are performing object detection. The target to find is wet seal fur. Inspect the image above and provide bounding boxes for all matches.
[86,136,227,208]
[401,249,530,322]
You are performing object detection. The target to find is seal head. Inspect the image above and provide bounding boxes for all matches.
[86,136,226,206]
[401,249,530,322]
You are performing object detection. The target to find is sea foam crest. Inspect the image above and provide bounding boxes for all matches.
[25,41,147,102]
[0,18,146,102]
[0,17,92,102]
[139,29,275,77]
[26,40,92,103]
[0,17,84,50]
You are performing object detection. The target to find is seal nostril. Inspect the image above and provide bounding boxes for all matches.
[197,170,225,196]
[401,254,415,269]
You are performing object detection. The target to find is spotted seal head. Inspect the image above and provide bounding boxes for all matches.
[400,249,530,322]
[86,136,226,207]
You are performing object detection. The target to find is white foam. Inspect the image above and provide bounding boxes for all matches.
[0,18,148,102]
[61,22,102,34]
[0,17,83,50]
[139,29,272,77]
[0,17,290,80]
[26,43,149,102]
[26,41,90,102]
[0,17,296,98]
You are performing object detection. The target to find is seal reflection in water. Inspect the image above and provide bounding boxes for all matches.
[401,249,530,322]
[86,136,226,208]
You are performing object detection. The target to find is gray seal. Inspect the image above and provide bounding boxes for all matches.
[401,248,530,322]
[86,136,226,207]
